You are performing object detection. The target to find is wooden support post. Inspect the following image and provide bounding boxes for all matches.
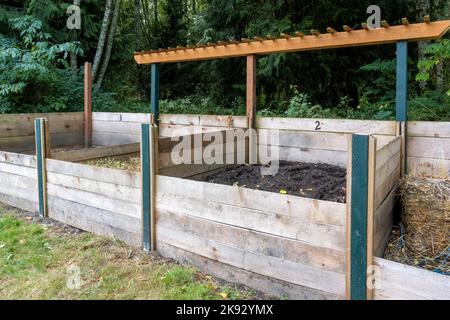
[84,62,92,148]
[35,118,48,218]
[346,134,375,300]
[396,41,408,176]
[246,55,257,164]
[141,123,158,251]
[151,64,160,126]
[246,55,257,129]
[366,136,376,300]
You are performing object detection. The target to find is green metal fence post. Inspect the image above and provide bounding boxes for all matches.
[35,118,48,218]
[151,64,160,126]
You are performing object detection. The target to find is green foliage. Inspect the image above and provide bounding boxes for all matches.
[416,39,450,95]
[0,15,83,112]
[0,1,449,121]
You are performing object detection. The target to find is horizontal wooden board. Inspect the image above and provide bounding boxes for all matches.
[159,124,234,138]
[135,21,450,64]
[51,143,140,162]
[158,241,341,300]
[0,182,38,203]
[93,121,142,135]
[374,257,450,300]
[374,188,396,257]
[407,156,449,178]
[157,209,345,273]
[257,129,347,151]
[92,132,140,146]
[0,132,83,152]
[159,164,229,178]
[48,196,141,246]
[47,182,140,219]
[157,175,346,226]
[0,119,83,138]
[0,151,36,167]
[407,137,450,160]
[0,112,83,122]
[375,152,401,191]
[256,117,396,135]
[0,171,37,191]
[376,137,401,170]
[271,144,347,166]
[0,162,36,179]
[47,171,140,204]
[160,114,248,128]
[0,192,38,213]
[375,163,400,209]
[46,159,140,188]
[407,121,450,138]
[159,145,239,169]
[92,112,151,123]
[157,225,346,296]
[156,192,345,251]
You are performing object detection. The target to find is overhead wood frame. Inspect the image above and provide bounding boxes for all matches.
[134,21,450,64]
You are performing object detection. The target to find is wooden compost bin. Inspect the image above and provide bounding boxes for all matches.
[152,117,402,299]
[1,112,449,300]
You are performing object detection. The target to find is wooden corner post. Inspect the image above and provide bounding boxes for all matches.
[151,64,160,126]
[246,55,257,129]
[141,121,158,252]
[84,62,93,148]
[346,134,376,300]
[396,41,408,176]
[35,118,49,218]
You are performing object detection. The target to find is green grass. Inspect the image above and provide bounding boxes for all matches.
[0,207,257,300]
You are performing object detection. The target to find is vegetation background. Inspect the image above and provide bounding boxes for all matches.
[0,0,449,120]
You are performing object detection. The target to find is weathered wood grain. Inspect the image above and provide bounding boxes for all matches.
[374,257,450,300]
[157,175,346,226]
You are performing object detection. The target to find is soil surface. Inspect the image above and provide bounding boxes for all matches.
[202,161,347,203]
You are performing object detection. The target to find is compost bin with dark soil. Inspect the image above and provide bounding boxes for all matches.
[201,161,347,203]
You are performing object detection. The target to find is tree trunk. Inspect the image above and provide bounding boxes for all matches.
[134,0,142,51]
[154,0,158,22]
[134,0,143,97]
[416,0,431,91]
[96,0,121,88]
[92,0,113,82]
[70,0,81,72]
[434,0,446,92]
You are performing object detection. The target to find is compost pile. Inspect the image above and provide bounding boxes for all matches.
[203,161,347,203]
[84,156,141,172]
[385,176,450,274]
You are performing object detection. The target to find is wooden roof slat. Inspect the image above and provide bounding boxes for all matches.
[134,21,450,64]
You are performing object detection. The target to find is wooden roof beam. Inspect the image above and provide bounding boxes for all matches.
[134,21,450,64]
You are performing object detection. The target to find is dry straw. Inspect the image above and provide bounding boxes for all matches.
[386,175,450,273]
[399,176,449,256]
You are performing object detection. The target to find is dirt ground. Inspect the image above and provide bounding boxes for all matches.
[201,161,347,203]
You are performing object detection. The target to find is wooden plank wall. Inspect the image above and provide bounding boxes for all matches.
[45,159,142,245]
[373,137,401,257]
[158,129,246,178]
[51,143,140,162]
[0,151,38,212]
[257,118,397,166]
[407,121,450,178]
[0,113,84,152]
[92,113,248,146]
[155,175,347,299]
[374,257,450,300]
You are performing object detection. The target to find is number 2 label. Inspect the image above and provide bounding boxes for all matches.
[315,121,322,131]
